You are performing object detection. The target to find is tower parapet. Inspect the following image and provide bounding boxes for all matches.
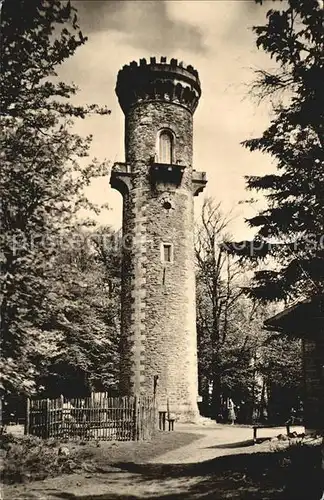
[116,57,201,114]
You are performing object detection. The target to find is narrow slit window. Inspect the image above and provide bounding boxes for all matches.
[158,130,173,164]
[162,244,172,263]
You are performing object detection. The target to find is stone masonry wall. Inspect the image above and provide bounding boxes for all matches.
[120,101,199,420]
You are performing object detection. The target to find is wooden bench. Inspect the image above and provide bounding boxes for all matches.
[253,423,291,443]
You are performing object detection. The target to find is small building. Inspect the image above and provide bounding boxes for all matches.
[264,296,324,434]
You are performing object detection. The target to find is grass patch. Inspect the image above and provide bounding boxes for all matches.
[71,430,202,468]
[0,430,201,484]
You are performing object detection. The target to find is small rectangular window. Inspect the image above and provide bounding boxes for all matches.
[162,243,172,263]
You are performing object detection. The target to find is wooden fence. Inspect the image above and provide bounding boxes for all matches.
[25,394,156,441]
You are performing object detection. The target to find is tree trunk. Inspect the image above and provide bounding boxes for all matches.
[259,377,268,423]
[211,370,222,421]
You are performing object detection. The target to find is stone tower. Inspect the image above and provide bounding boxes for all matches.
[110,56,207,421]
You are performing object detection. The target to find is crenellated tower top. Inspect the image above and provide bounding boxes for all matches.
[116,56,201,115]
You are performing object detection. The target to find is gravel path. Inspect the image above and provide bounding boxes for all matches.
[149,422,305,464]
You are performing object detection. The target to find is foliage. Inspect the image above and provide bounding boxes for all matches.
[0,0,110,395]
[282,438,323,500]
[37,226,121,397]
[196,199,303,422]
[257,333,302,423]
[226,0,324,303]
[0,433,79,483]
[195,199,245,416]
[196,200,259,419]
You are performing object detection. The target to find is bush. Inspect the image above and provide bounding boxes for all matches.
[0,433,80,484]
[282,438,323,500]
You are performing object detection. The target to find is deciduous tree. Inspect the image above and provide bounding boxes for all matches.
[37,226,121,397]
[0,0,110,395]
[195,199,248,418]
[196,200,303,422]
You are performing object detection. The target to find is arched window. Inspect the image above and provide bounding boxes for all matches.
[158,130,173,164]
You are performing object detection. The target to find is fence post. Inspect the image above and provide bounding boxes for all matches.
[151,396,156,438]
[133,395,138,441]
[24,397,30,435]
[58,395,63,440]
[153,375,158,435]
[45,398,50,439]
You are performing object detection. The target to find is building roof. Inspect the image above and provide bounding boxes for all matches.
[264,295,324,337]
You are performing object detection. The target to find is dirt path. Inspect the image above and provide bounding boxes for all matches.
[3,423,305,500]
[150,423,305,464]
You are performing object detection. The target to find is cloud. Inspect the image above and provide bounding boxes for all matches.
[60,1,276,236]
[74,0,206,53]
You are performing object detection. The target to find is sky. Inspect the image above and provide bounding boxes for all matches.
[58,0,278,240]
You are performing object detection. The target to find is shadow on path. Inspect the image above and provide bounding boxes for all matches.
[203,439,256,449]
[51,447,324,500]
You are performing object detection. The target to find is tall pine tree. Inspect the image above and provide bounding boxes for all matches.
[226,0,324,303]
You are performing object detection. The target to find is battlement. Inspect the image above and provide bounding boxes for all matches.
[116,57,201,114]
[119,57,200,79]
